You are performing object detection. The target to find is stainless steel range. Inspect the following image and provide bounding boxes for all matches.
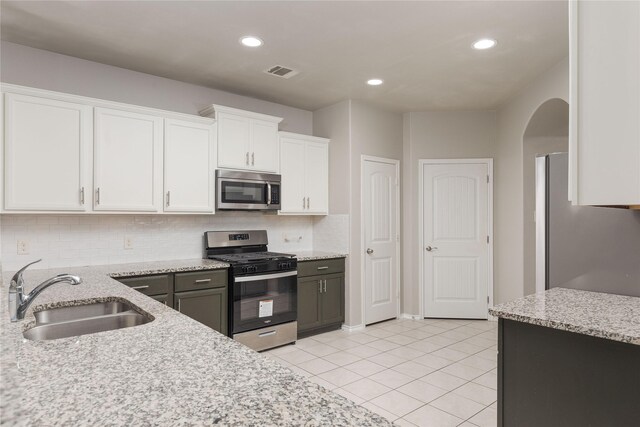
[204,230,297,351]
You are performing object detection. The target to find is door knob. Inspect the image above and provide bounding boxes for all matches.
[425,246,438,252]
[366,248,374,255]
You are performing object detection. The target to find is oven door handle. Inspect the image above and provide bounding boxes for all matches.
[234,270,297,283]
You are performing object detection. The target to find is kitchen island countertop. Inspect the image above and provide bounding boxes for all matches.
[0,259,389,426]
[489,287,640,345]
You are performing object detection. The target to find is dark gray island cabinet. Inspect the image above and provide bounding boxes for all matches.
[297,258,345,338]
[491,288,640,427]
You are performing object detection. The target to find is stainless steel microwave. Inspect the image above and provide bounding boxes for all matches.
[216,170,281,211]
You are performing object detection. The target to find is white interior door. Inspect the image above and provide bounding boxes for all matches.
[422,160,491,319]
[363,157,399,324]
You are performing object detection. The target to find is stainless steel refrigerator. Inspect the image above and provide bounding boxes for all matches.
[535,152,640,297]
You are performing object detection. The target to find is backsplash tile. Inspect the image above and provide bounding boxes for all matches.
[1,213,314,271]
[313,214,350,253]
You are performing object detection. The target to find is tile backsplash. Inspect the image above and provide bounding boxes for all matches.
[0,213,317,271]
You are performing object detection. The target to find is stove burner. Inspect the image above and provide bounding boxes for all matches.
[209,251,295,264]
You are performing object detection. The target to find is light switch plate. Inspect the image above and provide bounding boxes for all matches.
[17,240,30,255]
[124,236,134,250]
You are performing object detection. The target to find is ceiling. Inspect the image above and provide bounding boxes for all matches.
[0,1,568,112]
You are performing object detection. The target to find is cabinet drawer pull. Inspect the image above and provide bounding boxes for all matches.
[131,285,149,290]
[317,266,329,270]
[259,330,276,337]
[194,278,212,284]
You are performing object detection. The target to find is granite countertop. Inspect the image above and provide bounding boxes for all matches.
[489,287,640,345]
[0,260,389,426]
[294,251,348,261]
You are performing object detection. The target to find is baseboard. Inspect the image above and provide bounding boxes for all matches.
[400,313,422,320]
[341,323,365,332]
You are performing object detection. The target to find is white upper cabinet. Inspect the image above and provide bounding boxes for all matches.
[4,93,91,211]
[569,0,640,206]
[94,107,163,212]
[200,104,282,173]
[279,132,329,215]
[164,119,216,213]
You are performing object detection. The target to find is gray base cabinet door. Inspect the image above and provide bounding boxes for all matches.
[174,288,227,334]
[321,275,344,325]
[297,277,323,332]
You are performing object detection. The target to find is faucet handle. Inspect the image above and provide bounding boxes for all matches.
[10,259,42,288]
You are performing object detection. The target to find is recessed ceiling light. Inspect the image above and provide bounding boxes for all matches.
[473,38,497,50]
[367,78,384,86]
[240,36,263,47]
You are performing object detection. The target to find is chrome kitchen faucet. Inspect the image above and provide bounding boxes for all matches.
[8,259,82,322]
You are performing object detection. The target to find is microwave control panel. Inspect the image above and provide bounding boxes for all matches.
[270,185,280,205]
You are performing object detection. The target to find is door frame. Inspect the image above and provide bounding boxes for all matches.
[361,155,401,325]
[418,158,494,319]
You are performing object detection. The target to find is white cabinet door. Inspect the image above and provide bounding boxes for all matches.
[4,93,91,211]
[304,141,329,214]
[570,1,640,205]
[279,138,306,213]
[164,119,215,213]
[250,120,279,173]
[94,107,162,211]
[217,112,250,170]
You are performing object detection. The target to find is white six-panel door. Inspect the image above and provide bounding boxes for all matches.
[363,157,399,324]
[4,93,91,211]
[422,160,491,319]
[164,119,216,213]
[94,107,163,211]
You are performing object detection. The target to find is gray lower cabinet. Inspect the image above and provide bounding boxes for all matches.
[174,287,227,335]
[297,258,345,338]
[116,269,228,336]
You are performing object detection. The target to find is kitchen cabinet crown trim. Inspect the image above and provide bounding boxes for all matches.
[1,83,215,125]
[199,104,283,123]
[278,131,329,145]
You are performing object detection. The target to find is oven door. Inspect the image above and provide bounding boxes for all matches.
[232,270,297,334]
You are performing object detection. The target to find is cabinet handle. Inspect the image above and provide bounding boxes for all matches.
[194,278,212,284]
[307,197,310,209]
[302,197,306,209]
[166,191,171,207]
[95,188,100,205]
[163,301,167,306]
[318,280,322,293]
[323,280,327,293]
[317,266,329,270]
[246,152,249,165]
[80,187,85,205]
[178,300,181,312]
[131,285,149,290]
[259,330,276,337]
[251,152,255,166]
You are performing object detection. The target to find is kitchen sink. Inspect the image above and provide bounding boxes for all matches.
[23,300,153,341]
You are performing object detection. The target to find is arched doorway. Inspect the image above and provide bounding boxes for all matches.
[522,98,569,295]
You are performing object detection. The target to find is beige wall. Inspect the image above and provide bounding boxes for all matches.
[313,100,403,326]
[0,41,312,133]
[495,57,569,303]
[401,111,497,316]
[313,100,351,215]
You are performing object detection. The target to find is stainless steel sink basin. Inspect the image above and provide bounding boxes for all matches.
[23,300,153,341]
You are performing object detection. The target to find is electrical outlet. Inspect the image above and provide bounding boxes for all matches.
[17,240,30,255]
[124,236,134,250]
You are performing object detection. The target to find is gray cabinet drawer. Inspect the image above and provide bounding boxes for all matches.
[119,275,171,296]
[297,258,345,277]
[174,270,227,292]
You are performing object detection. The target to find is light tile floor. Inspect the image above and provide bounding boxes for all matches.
[263,318,498,426]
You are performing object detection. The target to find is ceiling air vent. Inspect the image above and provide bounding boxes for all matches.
[264,65,299,79]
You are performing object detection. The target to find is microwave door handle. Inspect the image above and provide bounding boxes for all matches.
[267,182,272,205]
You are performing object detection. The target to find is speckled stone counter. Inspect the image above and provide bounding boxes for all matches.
[294,251,348,261]
[489,287,640,345]
[0,260,389,426]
